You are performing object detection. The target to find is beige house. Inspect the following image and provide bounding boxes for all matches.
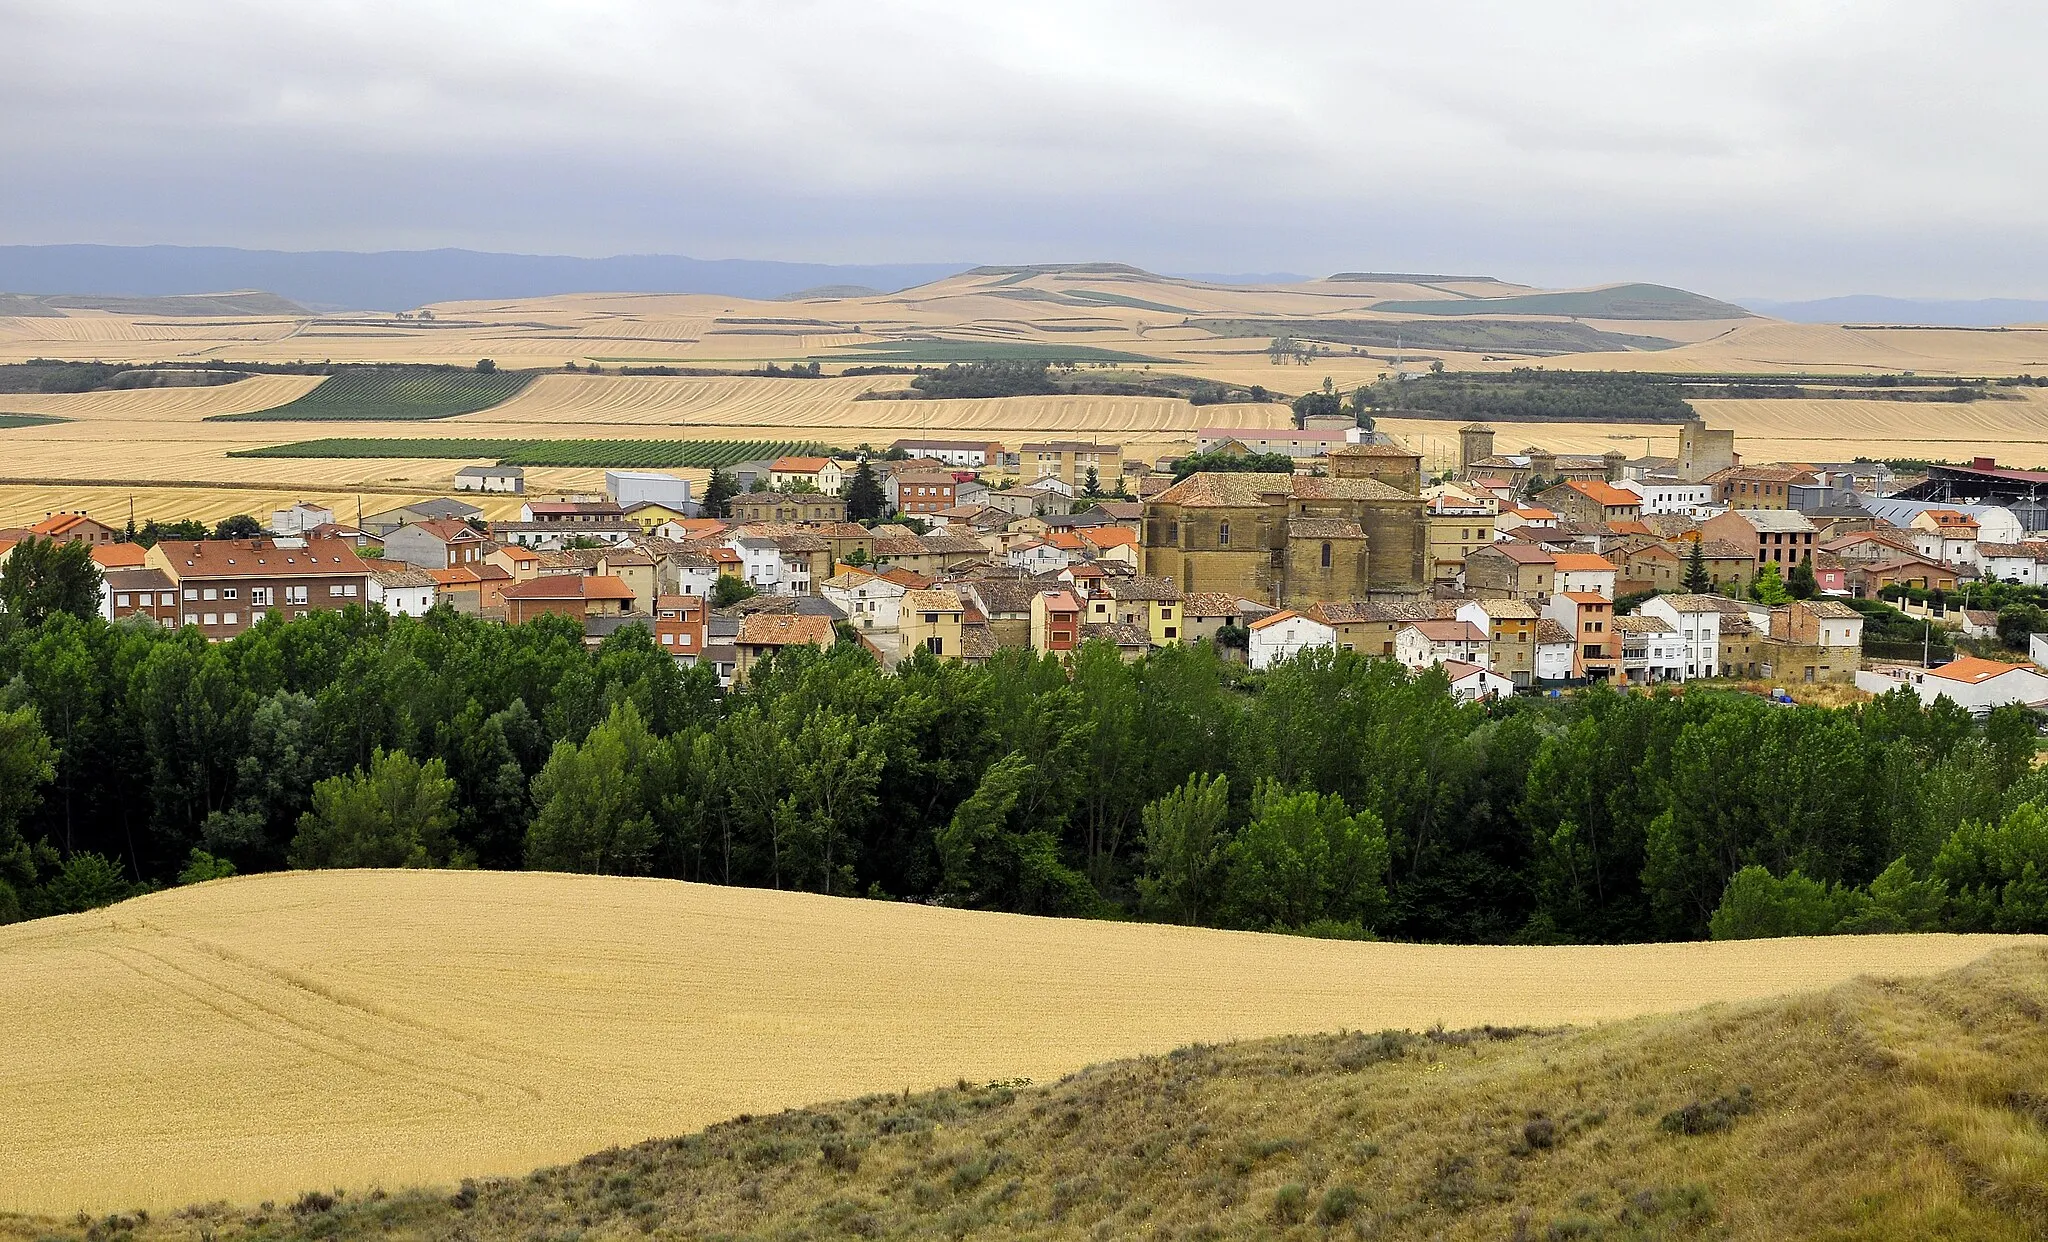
[899,588,966,659]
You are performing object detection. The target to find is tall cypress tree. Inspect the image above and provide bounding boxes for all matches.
[845,460,887,522]
[702,469,737,519]
[1683,538,1710,593]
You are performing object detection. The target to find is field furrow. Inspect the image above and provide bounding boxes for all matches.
[1,870,2033,1214]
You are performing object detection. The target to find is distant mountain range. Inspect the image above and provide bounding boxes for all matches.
[1741,295,2048,327]
[0,245,978,312]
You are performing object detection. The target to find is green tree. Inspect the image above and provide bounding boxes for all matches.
[844,459,887,521]
[1682,539,1710,593]
[1995,603,2047,649]
[0,704,58,923]
[177,848,238,885]
[212,514,263,540]
[33,852,142,916]
[710,575,757,608]
[780,707,884,895]
[1932,803,2048,932]
[937,752,1095,915]
[1224,781,1389,933]
[0,535,103,625]
[1749,561,1791,605]
[525,701,671,875]
[475,358,497,373]
[702,468,738,518]
[1136,773,1230,924]
[1082,466,1102,498]
[288,749,462,869]
[1787,557,1818,600]
[1707,865,1864,939]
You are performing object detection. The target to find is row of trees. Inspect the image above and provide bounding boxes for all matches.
[4,604,2046,940]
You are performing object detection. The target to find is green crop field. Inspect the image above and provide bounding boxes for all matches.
[826,339,1167,363]
[231,437,838,469]
[0,413,69,429]
[205,367,535,421]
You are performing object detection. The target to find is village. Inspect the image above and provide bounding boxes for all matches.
[7,418,2048,713]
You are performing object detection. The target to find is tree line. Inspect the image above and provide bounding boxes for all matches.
[2,606,2044,940]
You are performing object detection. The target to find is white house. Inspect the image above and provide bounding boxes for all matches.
[367,565,438,617]
[1857,656,2048,715]
[1614,614,1684,684]
[1008,539,1072,574]
[269,501,334,536]
[1977,542,2048,584]
[727,535,789,593]
[1441,659,1514,702]
[1616,478,1715,515]
[1248,610,1336,671]
[887,439,1004,468]
[1641,594,1727,680]
[820,569,907,632]
[1907,509,1981,568]
[1551,553,1620,599]
[769,455,846,494]
[1393,619,1491,672]
[1535,618,1576,682]
[454,465,526,494]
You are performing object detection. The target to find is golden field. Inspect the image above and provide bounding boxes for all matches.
[0,868,2035,1215]
[6,267,2048,527]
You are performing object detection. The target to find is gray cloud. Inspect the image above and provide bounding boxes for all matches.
[2,0,2045,296]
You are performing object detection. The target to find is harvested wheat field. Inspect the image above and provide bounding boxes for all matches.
[0,869,2034,1215]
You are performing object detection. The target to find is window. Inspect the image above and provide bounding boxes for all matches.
[922,611,940,623]
[223,613,238,626]
[184,613,198,625]
[1167,520,1179,544]
[161,592,176,606]
[201,588,217,601]
[116,593,130,608]
[330,584,345,597]
[202,613,217,626]
[1217,521,1230,547]
[252,587,272,606]
[251,611,266,624]
[679,633,692,647]
[1320,541,1332,569]
[344,584,358,597]
[223,588,238,600]
[287,585,308,604]
[662,633,675,645]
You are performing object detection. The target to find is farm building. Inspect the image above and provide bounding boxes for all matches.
[454,465,526,494]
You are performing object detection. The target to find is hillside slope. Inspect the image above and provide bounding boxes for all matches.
[7,946,2046,1241]
[0,870,2037,1215]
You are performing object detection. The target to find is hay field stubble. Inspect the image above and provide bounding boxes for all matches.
[1,869,2035,1215]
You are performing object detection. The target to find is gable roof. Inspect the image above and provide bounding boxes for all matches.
[901,588,965,613]
[1551,552,1619,572]
[771,456,833,473]
[1558,480,1641,507]
[157,536,368,579]
[1402,619,1487,643]
[736,612,837,647]
[1926,655,2043,685]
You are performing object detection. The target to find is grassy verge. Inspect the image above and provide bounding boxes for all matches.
[230,437,838,468]
[205,368,534,421]
[0,413,70,429]
[14,947,2044,1241]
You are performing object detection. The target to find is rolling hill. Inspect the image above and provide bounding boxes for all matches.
[0,869,2036,1217]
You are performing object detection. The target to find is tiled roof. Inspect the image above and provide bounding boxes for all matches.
[1725,509,1817,533]
[901,588,965,613]
[1403,619,1487,643]
[157,536,368,579]
[771,456,832,472]
[1551,552,1619,572]
[1106,575,1182,602]
[1612,614,1674,634]
[1081,621,1153,648]
[1181,591,1245,617]
[370,566,437,588]
[1559,480,1641,507]
[1473,543,1555,565]
[1308,599,1452,624]
[1926,655,2042,685]
[736,612,836,647]
[1535,618,1575,644]
[1801,599,1863,619]
[1706,464,1817,484]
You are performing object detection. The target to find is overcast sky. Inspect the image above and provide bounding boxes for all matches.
[3,1,2045,298]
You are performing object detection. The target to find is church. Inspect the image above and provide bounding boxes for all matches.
[1140,438,1430,608]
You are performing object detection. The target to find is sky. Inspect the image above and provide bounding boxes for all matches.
[3,0,2046,299]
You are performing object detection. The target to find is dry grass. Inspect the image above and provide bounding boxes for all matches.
[6,947,2046,1242]
[0,869,2035,1217]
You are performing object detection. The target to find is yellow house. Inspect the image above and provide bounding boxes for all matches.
[899,587,966,659]
[619,500,694,532]
[1084,574,1184,645]
[596,547,659,609]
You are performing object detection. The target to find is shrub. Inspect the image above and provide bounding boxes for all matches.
[1316,1184,1361,1224]
[1659,1086,1755,1136]
[1270,1182,1307,1224]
